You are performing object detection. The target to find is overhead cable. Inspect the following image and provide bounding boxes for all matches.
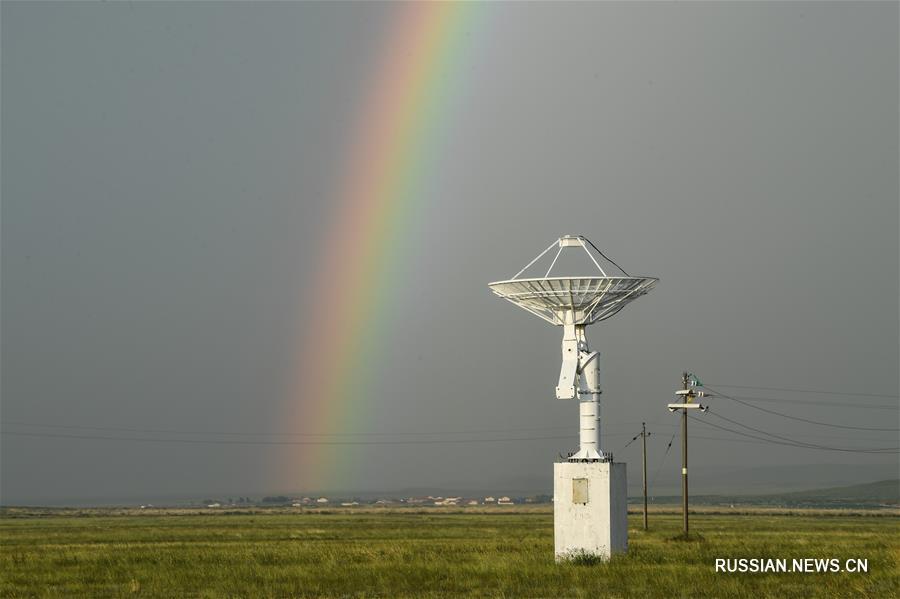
[1,430,575,446]
[687,415,898,454]
[2,421,573,438]
[705,383,898,400]
[703,385,900,432]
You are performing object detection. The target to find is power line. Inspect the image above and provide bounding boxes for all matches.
[688,415,898,454]
[704,411,899,453]
[653,432,776,446]
[692,415,899,453]
[617,431,642,453]
[706,383,898,400]
[7,423,884,452]
[675,433,841,448]
[703,385,900,432]
[615,420,891,444]
[729,395,897,410]
[0,430,575,446]
[2,421,573,438]
[649,433,676,488]
[643,428,900,484]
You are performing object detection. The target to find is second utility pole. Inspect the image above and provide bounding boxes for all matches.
[641,422,649,531]
[681,375,689,535]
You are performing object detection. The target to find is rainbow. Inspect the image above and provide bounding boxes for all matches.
[280,2,484,492]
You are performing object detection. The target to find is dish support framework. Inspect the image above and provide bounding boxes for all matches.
[559,321,606,462]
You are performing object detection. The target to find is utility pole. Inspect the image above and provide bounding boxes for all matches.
[641,422,649,531]
[667,372,708,537]
[681,374,688,535]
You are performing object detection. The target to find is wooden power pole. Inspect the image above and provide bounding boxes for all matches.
[667,372,708,538]
[681,379,689,535]
[641,422,649,531]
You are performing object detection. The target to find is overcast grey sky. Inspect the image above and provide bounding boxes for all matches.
[2,2,897,505]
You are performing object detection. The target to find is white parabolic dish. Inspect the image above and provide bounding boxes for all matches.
[488,276,657,327]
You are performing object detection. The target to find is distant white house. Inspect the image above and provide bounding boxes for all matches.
[340,501,359,507]
[467,500,479,506]
[207,503,221,508]
[317,497,329,504]
[497,496,513,505]
[484,496,496,503]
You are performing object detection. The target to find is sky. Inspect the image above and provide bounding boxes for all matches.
[2,2,897,505]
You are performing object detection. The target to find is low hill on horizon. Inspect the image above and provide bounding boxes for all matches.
[638,478,899,509]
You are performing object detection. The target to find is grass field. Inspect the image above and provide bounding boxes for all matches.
[1,509,897,598]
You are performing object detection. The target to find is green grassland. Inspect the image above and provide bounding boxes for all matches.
[1,509,897,598]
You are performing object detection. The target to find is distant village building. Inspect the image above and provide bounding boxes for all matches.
[317,497,329,504]
[207,503,221,508]
[467,500,479,506]
[497,496,513,505]
[484,497,496,503]
[340,501,359,507]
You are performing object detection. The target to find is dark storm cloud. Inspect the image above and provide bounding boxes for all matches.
[2,2,896,504]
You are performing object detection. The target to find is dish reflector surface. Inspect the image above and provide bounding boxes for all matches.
[488,276,656,326]
[488,236,657,326]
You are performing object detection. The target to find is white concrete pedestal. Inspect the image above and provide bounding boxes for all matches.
[554,461,627,561]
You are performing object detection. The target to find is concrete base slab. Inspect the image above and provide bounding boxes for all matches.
[554,461,627,561]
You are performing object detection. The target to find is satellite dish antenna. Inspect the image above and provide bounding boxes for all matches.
[489,235,657,461]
